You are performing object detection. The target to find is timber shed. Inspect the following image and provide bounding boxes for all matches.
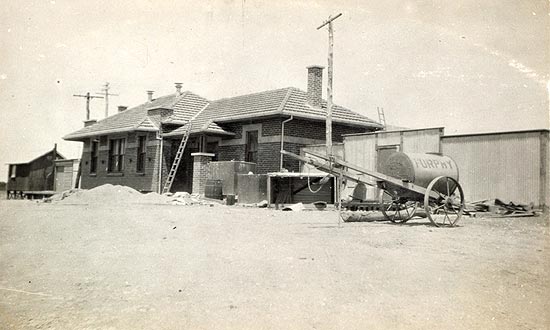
[5,146,67,199]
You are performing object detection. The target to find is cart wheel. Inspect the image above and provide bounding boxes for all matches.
[378,189,418,223]
[424,176,464,227]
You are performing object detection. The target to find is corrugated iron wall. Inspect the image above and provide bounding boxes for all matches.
[402,129,442,152]
[441,132,547,206]
[300,128,548,207]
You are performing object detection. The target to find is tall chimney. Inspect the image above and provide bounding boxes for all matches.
[306,65,324,108]
[117,105,128,112]
[175,82,183,95]
[146,90,154,102]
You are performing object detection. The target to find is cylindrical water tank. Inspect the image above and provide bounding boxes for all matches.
[381,152,459,189]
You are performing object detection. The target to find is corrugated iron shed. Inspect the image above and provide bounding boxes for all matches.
[442,129,549,207]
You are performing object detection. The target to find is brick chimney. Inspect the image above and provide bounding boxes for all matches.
[84,119,97,127]
[175,82,183,95]
[117,106,128,112]
[306,65,324,107]
[146,90,154,102]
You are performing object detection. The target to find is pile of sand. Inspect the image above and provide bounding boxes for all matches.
[48,184,215,206]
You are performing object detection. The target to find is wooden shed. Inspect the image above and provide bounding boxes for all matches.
[54,159,80,193]
[5,146,76,199]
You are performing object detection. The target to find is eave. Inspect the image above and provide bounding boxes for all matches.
[164,128,235,138]
[63,126,159,141]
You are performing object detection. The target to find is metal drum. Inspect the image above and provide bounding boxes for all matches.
[381,152,459,192]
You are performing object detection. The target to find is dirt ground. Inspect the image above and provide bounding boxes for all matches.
[0,200,548,330]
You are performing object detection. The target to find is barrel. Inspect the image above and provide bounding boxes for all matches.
[381,152,459,190]
[226,194,236,205]
[204,179,223,200]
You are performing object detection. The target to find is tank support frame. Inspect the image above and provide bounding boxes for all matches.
[281,149,465,227]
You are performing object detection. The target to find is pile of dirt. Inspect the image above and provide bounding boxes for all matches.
[47,184,215,206]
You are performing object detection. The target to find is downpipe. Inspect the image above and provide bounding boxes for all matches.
[155,131,163,194]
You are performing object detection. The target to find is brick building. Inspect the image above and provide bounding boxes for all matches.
[64,66,382,194]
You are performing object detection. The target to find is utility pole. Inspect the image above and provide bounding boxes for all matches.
[317,13,342,158]
[96,82,119,118]
[73,92,104,121]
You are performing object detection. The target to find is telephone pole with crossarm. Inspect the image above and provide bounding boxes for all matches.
[73,92,103,121]
[317,13,342,158]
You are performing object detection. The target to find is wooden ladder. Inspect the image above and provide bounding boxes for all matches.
[162,123,192,194]
[377,106,386,128]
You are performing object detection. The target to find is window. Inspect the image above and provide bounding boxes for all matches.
[90,140,99,174]
[108,138,125,172]
[245,130,258,163]
[9,165,16,178]
[136,136,146,173]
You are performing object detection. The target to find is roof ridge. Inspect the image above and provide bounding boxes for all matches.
[96,92,178,122]
[133,117,158,130]
[190,102,211,122]
[171,91,190,107]
[211,87,292,103]
[6,148,64,165]
[286,88,355,110]
[276,88,294,113]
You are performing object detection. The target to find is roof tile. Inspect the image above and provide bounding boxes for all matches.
[64,91,208,140]
[65,86,381,140]
[166,87,380,137]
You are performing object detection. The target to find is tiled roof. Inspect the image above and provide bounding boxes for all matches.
[164,92,211,124]
[136,117,158,130]
[165,87,381,137]
[64,86,381,140]
[282,88,381,127]
[64,92,208,140]
[145,93,180,110]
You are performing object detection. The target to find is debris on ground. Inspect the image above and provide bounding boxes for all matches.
[236,200,269,208]
[341,211,386,222]
[341,209,427,222]
[282,202,305,211]
[45,184,217,206]
[169,191,212,206]
[465,199,538,217]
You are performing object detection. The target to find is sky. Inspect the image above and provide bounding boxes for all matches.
[0,0,549,180]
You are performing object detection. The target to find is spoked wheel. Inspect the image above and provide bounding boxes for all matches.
[424,176,465,227]
[378,189,418,223]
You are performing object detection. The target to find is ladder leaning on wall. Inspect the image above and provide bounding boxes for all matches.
[160,102,209,194]
[162,123,192,194]
[377,106,386,129]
